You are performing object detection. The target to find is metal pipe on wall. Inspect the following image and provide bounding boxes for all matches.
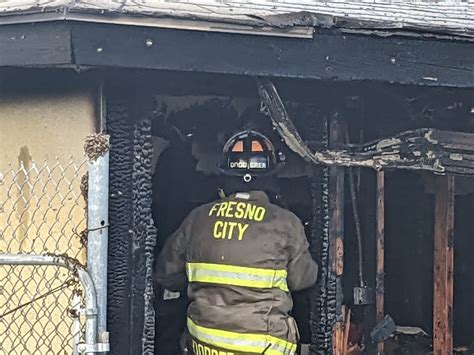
[87,140,110,347]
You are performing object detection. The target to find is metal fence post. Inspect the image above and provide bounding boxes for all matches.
[72,292,82,355]
[86,134,110,348]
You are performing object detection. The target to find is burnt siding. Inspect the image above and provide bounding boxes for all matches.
[107,91,157,355]
[131,107,157,354]
[306,111,332,354]
[107,96,134,355]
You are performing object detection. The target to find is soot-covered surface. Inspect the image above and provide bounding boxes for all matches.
[150,95,333,353]
[107,92,157,355]
[107,95,134,355]
[107,72,474,354]
[339,83,474,348]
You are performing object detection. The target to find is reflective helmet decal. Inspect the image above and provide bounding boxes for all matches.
[231,140,244,152]
[251,140,264,152]
[220,130,280,178]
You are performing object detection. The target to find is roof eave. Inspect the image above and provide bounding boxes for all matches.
[0,6,472,40]
[0,8,315,38]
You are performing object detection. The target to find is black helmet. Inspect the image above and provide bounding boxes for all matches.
[219,130,283,182]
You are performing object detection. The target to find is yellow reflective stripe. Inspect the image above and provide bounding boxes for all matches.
[187,317,297,355]
[186,262,288,292]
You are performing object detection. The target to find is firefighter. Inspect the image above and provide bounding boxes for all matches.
[155,130,318,355]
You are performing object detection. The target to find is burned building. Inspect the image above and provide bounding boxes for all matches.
[0,1,473,354]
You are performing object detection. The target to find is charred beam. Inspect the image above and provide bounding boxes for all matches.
[257,78,474,177]
[375,171,385,355]
[107,96,134,355]
[106,92,157,355]
[308,122,332,354]
[328,113,345,355]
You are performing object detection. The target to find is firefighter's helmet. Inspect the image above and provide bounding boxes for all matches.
[220,130,283,182]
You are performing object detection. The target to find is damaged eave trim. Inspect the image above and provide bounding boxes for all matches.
[1,8,471,40]
[339,28,474,42]
[0,11,314,39]
[67,13,314,38]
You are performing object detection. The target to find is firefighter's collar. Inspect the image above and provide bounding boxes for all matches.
[232,190,269,203]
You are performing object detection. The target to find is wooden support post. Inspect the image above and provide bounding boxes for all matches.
[376,171,385,354]
[433,175,455,355]
[329,113,345,355]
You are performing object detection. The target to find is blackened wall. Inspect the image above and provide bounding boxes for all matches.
[454,193,474,345]
[107,90,157,355]
[380,172,474,346]
[149,95,334,353]
[107,95,134,354]
[339,82,474,347]
[105,71,474,353]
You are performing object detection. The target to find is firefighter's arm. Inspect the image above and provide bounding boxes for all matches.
[286,217,318,291]
[154,211,194,292]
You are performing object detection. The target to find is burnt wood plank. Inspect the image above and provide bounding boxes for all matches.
[0,22,72,66]
[107,95,134,355]
[433,175,455,355]
[70,22,474,87]
[328,112,345,355]
[376,171,385,355]
[256,81,474,176]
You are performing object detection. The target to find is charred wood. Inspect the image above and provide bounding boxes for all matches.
[257,78,474,177]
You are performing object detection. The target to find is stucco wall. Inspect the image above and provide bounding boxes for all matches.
[0,90,96,164]
[0,83,97,354]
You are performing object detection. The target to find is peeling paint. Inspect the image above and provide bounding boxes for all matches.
[376,138,401,150]
[425,130,439,144]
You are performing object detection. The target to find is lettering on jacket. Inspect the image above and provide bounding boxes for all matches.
[208,201,266,241]
[192,339,234,355]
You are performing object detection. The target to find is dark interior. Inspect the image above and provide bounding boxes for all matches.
[149,74,474,353]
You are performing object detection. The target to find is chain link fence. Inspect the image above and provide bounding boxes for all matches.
[0,158,88,355]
